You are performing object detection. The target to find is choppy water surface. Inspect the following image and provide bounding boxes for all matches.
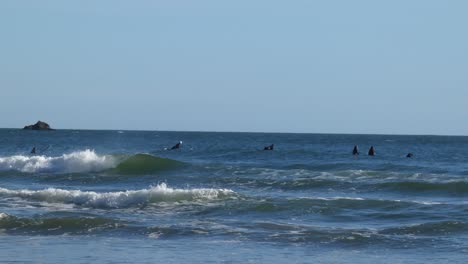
[0,129,467,263]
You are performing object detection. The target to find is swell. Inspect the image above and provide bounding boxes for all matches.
[0,213,124,235]
[3,211,465,246]
[241,221,468,246]
[377,181,468,194]
[381,221,468,236]
[203,168,468,195]
[213,176,468,195]
[253,220,468,237]
[214,176,339,190]
[192,196,452,220]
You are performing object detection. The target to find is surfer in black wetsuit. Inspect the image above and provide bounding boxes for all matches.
[406,153,413,158]
[264,144,274,150]
[368,146,375,156]
[352,145,359,156]
[30,147,36,155]
[170,141,182,150]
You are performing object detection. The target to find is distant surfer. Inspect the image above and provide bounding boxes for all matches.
[406,153,413,158]
[352,145,359,156]
[170,141,183,150]
[368,146,375,156]
[264,144,274,151]
[30,146,36,155]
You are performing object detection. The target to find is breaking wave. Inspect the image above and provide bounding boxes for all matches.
[0,183,236,208]
[0,150,184,174]
[0,150,117,173]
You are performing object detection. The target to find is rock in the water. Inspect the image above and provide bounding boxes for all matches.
[23,121,54,130]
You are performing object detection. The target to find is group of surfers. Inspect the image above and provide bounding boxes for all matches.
[352,145,413,158]
[168,142,413,158]
[30,142,413,157]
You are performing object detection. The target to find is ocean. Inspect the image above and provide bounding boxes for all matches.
[0,129,467,263]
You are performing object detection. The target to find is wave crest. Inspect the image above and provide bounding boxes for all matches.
[0,151,185,175]
[0,149,116,173]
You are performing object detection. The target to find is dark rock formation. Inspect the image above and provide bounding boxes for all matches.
[23,121,54,130]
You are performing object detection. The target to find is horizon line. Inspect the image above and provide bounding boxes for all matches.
[1,127,467,137]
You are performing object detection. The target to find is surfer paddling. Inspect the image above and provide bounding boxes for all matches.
[264,144,274,151]
[352,145,359,156]
[368,146,376,156]
[30,145,50,155]
[170,141,183,150]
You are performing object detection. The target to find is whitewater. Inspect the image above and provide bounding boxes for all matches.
[0,149,116,173]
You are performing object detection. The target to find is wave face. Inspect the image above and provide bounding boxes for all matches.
[0,150,117,173]
[0,183,236,208]
[113,153,185,175]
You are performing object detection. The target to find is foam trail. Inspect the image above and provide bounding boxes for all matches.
[0,150,117,173]
[0,183,236,208]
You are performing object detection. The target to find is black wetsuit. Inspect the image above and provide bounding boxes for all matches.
[171,143,182,150]
[352,146,359,155]
[368,146,375,156]
[264,144,274,150]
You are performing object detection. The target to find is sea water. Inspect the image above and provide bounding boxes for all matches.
[0,129,467,263]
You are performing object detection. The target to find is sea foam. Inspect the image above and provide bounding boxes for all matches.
[0,183,236,208]
[0,150,117,173]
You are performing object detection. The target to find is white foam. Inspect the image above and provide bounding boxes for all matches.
[314,197,365,201]
[0,183,236,208]
[409,200,442,205]
[0,149,117,173]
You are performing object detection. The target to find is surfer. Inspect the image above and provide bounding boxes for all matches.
[30,146,36,155]
[170,141,183,150]
[352,145,359,156]
[406,153,413,158]
[368,146,375,156]
[264,144,274,150]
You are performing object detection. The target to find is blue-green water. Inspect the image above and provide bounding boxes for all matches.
[0,129,467,263]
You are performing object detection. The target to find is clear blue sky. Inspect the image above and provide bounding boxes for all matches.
[1,0,467,135]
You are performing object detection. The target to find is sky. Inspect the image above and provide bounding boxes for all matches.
[1,0,467,135]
